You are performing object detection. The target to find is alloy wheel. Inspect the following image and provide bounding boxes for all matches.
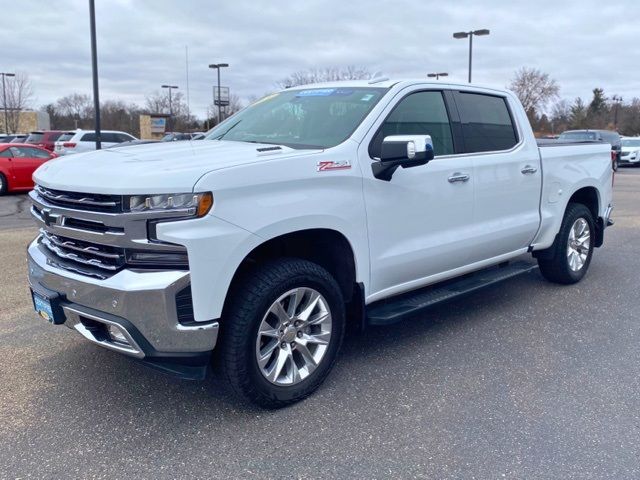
[255,287,332,386]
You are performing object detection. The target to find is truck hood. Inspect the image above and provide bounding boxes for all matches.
[34,140,320,194]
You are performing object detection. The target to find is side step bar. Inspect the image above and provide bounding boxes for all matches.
[366,261,538,326]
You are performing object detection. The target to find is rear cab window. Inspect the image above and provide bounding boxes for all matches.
[453,92,519,153]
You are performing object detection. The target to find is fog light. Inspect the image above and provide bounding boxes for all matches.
[107,324,129,345]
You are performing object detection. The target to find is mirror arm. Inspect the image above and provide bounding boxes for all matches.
[371,160,400,181]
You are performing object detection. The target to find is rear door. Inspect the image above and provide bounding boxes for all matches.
[9,146,50,188]
[451,90,541,262]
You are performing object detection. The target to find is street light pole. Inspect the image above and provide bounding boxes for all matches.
[208,63,229,124]
[161,85,179,132]
[1,72,16,134]
[427,72,448,80]
[88,0,101,149]
[453,29,490,83]
[612,95,622,130]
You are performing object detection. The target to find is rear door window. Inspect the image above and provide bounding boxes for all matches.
[454,92,519,153]
[81,133,97,142]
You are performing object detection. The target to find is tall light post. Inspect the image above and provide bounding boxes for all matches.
[208,63,229,124]
[612,95,622,130]
[453,29,490,83]
[427,72,448,80]
[161,85,179,132]
[88,0,101,149]
[1,72,15,134]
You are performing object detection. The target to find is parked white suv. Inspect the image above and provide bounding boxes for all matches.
[620,137,640,166]
[54,129,137,155]
[28,80,614,408]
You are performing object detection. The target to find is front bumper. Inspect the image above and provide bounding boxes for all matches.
[27,239,219,378]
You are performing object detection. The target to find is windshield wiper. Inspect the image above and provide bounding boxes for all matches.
[214,120,242,140]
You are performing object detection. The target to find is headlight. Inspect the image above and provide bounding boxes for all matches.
[127,192,213,217]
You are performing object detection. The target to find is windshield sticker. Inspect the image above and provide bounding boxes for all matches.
[360,94,375,102]
[296,88,336,97]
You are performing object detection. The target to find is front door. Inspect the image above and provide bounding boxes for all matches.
[360,88,476,300]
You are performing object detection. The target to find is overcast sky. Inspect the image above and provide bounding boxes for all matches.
[2,0,639,118]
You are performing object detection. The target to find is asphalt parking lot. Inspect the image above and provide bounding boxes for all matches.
[1,170,639,479]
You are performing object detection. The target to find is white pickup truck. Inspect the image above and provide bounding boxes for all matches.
[27,79,614,408]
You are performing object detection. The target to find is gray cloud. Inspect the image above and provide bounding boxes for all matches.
[2,0,639,118]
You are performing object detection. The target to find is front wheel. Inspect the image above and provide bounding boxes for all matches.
[220,258,345,408]
[537,203,595,284]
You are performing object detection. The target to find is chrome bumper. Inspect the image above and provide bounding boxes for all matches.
[27,239,219,358]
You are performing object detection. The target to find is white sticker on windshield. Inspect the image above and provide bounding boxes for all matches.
[360,94,374,102]
[296,89,335,97]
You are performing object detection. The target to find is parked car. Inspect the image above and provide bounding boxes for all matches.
[0,143,57,195]
[54,129,137,155]
[107,139,160,149]
[25,130,64,152]
[557,129,622,171]
[161,132,202,141]
[28,80,613,408]
[6,134,28,143]
[620,137,640,167]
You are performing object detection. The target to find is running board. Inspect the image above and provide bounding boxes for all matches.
[366,261,538,326]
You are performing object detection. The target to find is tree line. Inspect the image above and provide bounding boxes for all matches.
[508,67,640,136]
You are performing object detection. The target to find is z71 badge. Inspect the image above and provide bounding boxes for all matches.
[317,160,351,172]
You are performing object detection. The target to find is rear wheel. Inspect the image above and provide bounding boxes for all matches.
[221,258,345,408]
[537,203,595,284]
[0,173,7,195]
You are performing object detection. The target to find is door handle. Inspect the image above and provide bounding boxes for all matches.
[448,173,470,183]
[521,165,538,175]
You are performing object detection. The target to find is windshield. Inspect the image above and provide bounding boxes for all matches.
[205,87,388,149]
[622,138,640,147]
[558,131,598,141]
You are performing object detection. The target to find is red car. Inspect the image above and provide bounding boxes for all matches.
[0,143,57,195]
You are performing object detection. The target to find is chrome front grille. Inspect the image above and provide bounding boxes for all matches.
[40,230,125,272]
[34,185,123,213]
[30,184,191,279]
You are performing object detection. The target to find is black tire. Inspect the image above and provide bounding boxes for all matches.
[0,173,7,195]
[537,203,595,284]
[220,258,345,408]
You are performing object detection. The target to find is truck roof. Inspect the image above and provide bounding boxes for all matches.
[283,79,511,96]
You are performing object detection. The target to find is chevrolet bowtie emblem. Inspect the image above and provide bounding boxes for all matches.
[41,208,60,227]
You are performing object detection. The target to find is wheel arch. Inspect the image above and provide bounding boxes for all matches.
[567,186,603,247]
[223,228,365,329]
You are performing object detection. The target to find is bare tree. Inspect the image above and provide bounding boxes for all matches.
[508,68,559,121]
[2,72,35,133]
[145,90,197,132]
[277,66,371,89]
